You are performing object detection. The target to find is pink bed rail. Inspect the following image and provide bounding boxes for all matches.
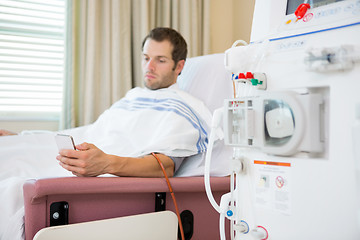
[24,176,230,240]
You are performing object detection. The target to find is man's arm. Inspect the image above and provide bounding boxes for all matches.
[0,129,17,136]
[56,142,175,177]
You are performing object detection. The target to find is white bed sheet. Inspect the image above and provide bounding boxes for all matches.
[0,133,73,240]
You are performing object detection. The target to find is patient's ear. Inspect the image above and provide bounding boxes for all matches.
[176,59,185,75]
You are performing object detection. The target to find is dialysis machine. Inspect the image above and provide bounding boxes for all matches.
[205,0,360,239]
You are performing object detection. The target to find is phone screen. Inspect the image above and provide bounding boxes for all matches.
[55,134,76,150]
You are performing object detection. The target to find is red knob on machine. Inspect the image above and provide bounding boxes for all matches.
[239,73,246,79]
[295,3,310,19]
[245,72,254,79]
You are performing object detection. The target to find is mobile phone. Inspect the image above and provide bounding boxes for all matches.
[55,134,76,151]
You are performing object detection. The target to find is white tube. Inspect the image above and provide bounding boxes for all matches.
[236,171,241,235]
[204,123,221,213]
[220,213,227,240]
[230,172,235,240]
[231,39,248,48]
[204,108,224,213]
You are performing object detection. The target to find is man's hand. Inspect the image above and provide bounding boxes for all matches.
[0,129,17,136]
[57,142,175,178]
[56,142,109,177]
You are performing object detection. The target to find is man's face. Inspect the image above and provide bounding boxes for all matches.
[142,39,184,90]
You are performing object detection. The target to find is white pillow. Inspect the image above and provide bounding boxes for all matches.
[177,53,233,112]
[176,53,233,177]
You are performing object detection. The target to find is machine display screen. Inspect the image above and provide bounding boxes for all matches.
[286,0,345,14]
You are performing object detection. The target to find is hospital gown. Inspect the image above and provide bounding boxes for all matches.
[0,83,212,240]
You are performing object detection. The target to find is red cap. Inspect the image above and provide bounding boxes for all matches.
[245,72,254,79]
[238,73,246,79]
[295,3,310,19]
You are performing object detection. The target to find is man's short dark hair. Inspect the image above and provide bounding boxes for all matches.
[142,27,188,66]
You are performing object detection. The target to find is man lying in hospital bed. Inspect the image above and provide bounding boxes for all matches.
[1,27,208,178]
[0,28,232,239]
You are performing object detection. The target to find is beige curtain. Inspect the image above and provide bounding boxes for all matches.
[62,0,210,128]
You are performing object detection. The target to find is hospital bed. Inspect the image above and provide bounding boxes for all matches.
[23,53,234,240]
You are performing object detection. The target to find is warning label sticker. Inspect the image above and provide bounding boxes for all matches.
[253,160,292,215]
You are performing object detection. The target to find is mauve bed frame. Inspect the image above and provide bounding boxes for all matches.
[23,176,230,240]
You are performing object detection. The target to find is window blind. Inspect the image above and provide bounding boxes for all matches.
[0,0,66,120]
